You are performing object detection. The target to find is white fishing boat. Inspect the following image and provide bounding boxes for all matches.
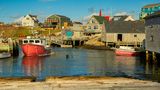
[0,52,11,59]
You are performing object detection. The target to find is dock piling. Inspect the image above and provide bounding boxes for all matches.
[146,51,149,62]
[152,52,157,63]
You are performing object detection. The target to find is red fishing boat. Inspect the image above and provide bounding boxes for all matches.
[21,37,51,56]
[115,46,141,56]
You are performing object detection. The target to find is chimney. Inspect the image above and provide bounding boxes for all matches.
[99,9,102,16]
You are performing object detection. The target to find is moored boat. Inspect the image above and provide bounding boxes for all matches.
[115,46,142,56]
[0,52,11,59]
[0,38,13,58]
[21,37,51,57]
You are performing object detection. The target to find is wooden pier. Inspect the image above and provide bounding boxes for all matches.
[50,36,87,47]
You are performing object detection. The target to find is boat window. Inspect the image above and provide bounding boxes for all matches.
[23,40,28,43]
[29,40,34,43]
[35,40,40,43]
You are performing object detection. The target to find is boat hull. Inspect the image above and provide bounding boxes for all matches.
[0,52,11,59]
[115,49,140,56]
[22,44,51,57]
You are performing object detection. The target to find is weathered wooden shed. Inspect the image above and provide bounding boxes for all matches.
[101,21,145,47]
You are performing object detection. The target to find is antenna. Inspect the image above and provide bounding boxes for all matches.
[130,10,135,19]
[109,7,113,17]
[88,7,96,14]
[29,9,32,15]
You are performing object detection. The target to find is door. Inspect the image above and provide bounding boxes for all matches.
[117,34,122,41]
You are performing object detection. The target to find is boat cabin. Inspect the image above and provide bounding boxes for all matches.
[22,38,48,46]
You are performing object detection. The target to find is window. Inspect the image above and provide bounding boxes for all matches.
[145,8,148,12]
[142,8,145,12]
[149,25,153,28]
[35,40,40,43]
[91,19,95,23]
[26,18,30,20]
[134,35,137,37]
[24,40,28,44]
[150,35,154,42]
[29,40,34,43]
[94,26,98,29]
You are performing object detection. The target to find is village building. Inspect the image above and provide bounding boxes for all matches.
[21,14,39,27]
[71,22,83,31]
[140,3,160,19]
[0,22,4,26]
[111,15,135,21]
[85,14,134,36]
[69,22,84,39]
[44,14,72,30]
[85,15,109,35]
[144,11,160,53]
[101,21,145,47]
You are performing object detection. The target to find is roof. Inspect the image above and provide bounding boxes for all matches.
[73,21,82,25]
[25,14,39,22]
[105,21,145,33]
[143,3,160,8]
[48,14,70,19]
[28,14,37,18]
[144,11,160,19]
[92,15,108,24]
[47,14,72,24]
[112,15,129,21]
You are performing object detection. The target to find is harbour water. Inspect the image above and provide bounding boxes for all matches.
[0,47,160,82]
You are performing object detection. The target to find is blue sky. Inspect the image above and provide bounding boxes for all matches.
[0,0,159,23]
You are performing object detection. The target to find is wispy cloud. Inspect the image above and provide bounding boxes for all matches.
[82,13,99,24]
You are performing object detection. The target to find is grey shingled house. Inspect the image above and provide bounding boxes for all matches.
[85,15,108,34]
[44,14,72,30]
[101,21,145,47]
[145,11,160,53]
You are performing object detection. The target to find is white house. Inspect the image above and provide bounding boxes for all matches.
[112,15,135,21]
[21,14,39,27]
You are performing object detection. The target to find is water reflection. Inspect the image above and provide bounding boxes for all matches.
[113,56,142,77]
[0,58,14,76]
[42,49,88,76]
[87,50,114,76]
[145,62,160,82]
[22,56,44,77]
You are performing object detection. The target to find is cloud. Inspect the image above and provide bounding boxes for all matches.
[14,16,24,23]
[82,13,99,24]
[114,12,128,16]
